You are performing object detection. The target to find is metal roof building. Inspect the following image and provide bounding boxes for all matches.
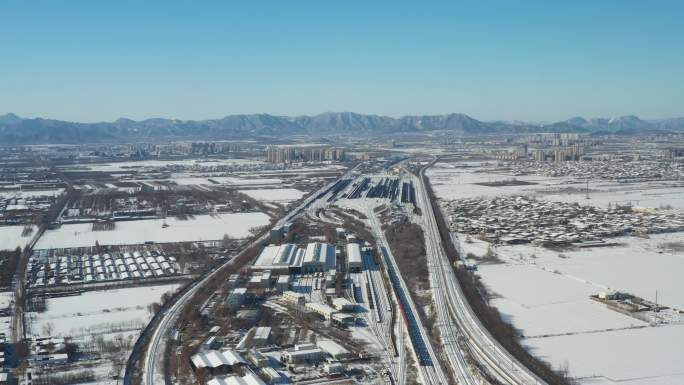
[206,370,266,385]
[191,349,246,370]
[251,243,304,271]
[317,339,351,360]
[302,242,336,272]
[346,243,362,272]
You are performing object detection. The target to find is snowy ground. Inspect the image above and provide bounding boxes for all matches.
[58,158,263,172]
[0,225,38,250]
[0,188,64,199]
[30,283,180,338]
[36,212,270,249]
[28,283,180,385]
[240,188,305,204]
[463,233,684,385]
[0,291,12,336]
[427,164,567,200]
[526,326,684,385]
[540,181,684,210]
[431,161,684,384]
[493,233,684,309]
[168,175,283,186]
[428,162,684,210]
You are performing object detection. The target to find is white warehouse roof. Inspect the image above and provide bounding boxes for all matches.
[207,370,266,385]
[317,339,350,358]
[346,243,362,266]
[253,243,303,269]
[302,242,336,269]
[191,349,246,369]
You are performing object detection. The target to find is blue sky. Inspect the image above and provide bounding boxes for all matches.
[1,0,683,122]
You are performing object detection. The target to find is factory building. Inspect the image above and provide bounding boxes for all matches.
[281,291,306,306]
[305,302,337,320]
[346,243,362,272]
[251,243,303,273]
[190,349,246,376]
[206,369,267,385]
[252,242,337,274]
[252,326,271,346]
[270,226,283,243]
[246,350,270,368]
[282,344,327,364]
[332,297,355,312]
[226,287,247,311]
[301,243,336,273]
[317,340,352,360]
[275,275,290,292]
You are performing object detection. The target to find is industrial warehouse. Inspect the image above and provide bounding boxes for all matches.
[250,242,338,273]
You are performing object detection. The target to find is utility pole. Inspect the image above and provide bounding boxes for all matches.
[585,180,590,200]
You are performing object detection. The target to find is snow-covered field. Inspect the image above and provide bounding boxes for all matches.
[30,283,180,338]
[59,158,263,172]
[493,233,684,309]
[242,165,347,174]
[427,164,566,200]
[541,182,684,210]
[525,325,684,385]
[241,188,305,203]
[478,263,646,337]
[166,175,283,186]
[27,283,181,385]
[0,291,12,336]
[432,161,684,384]
[0,188,64,199]
[428,162,684,210]
[0,225,38,250]
[36,212,270,249]
[462,233,684,385]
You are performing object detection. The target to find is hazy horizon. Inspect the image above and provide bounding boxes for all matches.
[1,110,683,126]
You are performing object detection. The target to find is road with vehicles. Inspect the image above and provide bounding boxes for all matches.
[416,161,547,385]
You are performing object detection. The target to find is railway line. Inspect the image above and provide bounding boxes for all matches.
[416,162,547,385]
[367,211,449,385]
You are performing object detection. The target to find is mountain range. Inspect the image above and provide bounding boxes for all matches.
[1,112,683,144]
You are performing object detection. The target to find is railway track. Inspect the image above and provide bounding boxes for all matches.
[417,161,547,385]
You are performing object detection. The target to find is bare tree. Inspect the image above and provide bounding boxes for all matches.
[222,233,233,248]
[42,321,55,337]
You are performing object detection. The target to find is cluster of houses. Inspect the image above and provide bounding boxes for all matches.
[0,335,66,384]
[506,160,684,181]
[27,249,181,287]
[280,291,358,326]
[444,196,684,246]
[0,193,58,225]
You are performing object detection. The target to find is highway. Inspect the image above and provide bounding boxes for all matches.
[416,161,547,385]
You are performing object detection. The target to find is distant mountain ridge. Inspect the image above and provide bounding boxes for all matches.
[0,112,683,144]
